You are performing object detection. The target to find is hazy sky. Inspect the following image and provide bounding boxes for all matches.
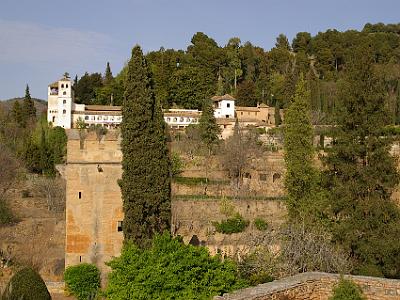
[1,0,399,100]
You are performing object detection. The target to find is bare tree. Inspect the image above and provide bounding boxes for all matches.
[0,145,21,201]
[33,177,66,212]
[220,121,262,192]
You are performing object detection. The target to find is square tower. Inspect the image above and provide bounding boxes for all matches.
[47,73,74,129]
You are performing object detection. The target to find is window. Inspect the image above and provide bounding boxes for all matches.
[78,192,82,199]
[63,99,66,104]
[173,117,177,122]
[79,256,82,262]
[166,117,171,122]
[61,84,64,88]
[117,221,123,232]
[103,116,108,120]
[226,115,229,118]
[52,116,55,122]
[85,116,89,120]
[227,103,230,108]
[241,112,243,115]
[66,84,69,88]
[273,173,281,183]
[259,173,267,181]
[92,116,95,120]
[63,109,66,114]
[180,117,184,122]
[63,91,66,95]
[244,172,251,179]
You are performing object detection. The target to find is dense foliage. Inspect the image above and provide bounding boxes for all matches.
[105,233,247,300]
[64,263,101,300]
[120,45,171,248]
[329,278,365,300]
[1,267,51,300]
[322,42,400,278]
[74,23,400,126]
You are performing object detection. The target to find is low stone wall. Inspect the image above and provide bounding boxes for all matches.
[46,281,65,295]
[214,272,400,300]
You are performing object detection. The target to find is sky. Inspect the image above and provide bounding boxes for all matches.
[0,0,399,100]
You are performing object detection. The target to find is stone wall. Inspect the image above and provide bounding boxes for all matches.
[214,272,400,300]
[172,199,286,257]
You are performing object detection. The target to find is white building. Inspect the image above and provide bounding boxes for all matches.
[47,76,74,129]
[48,76,243,130]
[212,94,235,119]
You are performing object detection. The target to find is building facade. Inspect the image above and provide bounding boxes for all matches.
[47,75,279,133]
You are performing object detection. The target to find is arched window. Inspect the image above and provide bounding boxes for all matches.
[173,117,177,122]
[63,99,66,104]
[63,109,66,114]
[61,84,64,88]
[66,84,69,88]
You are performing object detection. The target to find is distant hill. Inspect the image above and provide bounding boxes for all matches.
[0,98,47,117]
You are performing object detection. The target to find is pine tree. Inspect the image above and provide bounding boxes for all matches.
[323,42,400,277]
[284,75,321,222]
[120,45,171,248]
[21,85,36,126]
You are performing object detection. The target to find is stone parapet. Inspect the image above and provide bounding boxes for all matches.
[214,272,400,300]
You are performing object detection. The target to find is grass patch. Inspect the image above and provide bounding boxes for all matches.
[173,177,230,186]
[173,194,286,201]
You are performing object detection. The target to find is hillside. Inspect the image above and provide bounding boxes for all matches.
[0,98,47,117]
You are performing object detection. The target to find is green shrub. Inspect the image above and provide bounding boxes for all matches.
[329,278,365,300]
[64,263,100,300]
[213,213,249,234]
[0,200,14,225]
[1,267,51,300]
[254,218,268,231]
[105,233,248,300]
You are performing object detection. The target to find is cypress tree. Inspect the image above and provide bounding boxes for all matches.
[284,75,322,222]
[199,99,220,192]
[120,45,171,248]
[323,42,400,277]
[104,62,114,86]
[22,84,36,126]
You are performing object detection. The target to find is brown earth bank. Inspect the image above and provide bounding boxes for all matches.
[0,180,65,297]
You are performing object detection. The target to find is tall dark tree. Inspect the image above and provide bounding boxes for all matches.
[199,99,220,192]
[21,84,36,126]
[283,75,323,222]
[323,42,400,277]
[120,45,171,248]
[104,62,114,85]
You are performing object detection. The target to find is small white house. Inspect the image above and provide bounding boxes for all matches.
[212,94,235,119]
